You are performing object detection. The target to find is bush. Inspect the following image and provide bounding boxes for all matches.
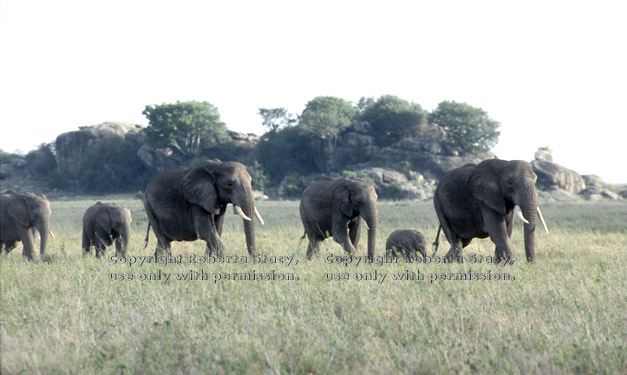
[25,144,57,178]
[279,173,322,198]
[77,137,151,194]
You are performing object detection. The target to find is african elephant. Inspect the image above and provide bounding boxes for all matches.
[0,190,52,260]
[82,202,132,258]
[143,160,264,256]
[433,159,549,263]
[385,229,427,260]
[300,177,378,260]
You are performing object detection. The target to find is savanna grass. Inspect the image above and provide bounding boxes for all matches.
[1,197,626,374]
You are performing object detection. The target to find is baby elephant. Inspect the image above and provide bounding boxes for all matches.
[82,202,132,258]
[385,229,427,260]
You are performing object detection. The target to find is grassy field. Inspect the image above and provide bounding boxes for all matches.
[1,197,626,374]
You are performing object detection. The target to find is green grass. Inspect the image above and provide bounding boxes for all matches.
[1,198,626,374]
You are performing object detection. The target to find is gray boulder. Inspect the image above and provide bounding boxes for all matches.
[534,147,554,162]
[580,175,621,200]
[531,159,586,194]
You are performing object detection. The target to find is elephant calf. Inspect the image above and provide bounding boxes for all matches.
[385,229,427,260]
[82,202,132,258]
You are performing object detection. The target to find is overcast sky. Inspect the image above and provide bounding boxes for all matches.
[1,0,625,182]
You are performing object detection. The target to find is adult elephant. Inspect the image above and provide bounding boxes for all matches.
[143,160,264,256]
[433,159,548,263]
[300,177,378,260]
[82,202,132,258]
[0,191,52,260]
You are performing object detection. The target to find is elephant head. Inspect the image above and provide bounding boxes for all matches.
[181,161,263,255]
[469,159,548,262]
[2,191,52,260]
[333,178,378,259]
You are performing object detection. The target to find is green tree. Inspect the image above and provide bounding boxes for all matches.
[299,96,357,139]
[429,101,500,152]
[143,101,229,158]
[258,107,296,132]
[255,126,317,185]
[359,95,428,146]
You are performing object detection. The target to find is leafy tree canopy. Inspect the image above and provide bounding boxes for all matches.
[429,100,500,152]
[254,126,317,185]
[359,95,428,146]
[299,96,357,139]
[258,107,296,132]
[143,101,229,158]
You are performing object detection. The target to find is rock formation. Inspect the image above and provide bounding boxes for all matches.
[54,122,145,189]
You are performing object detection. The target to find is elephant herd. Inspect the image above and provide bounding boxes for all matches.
[1,159,549,263]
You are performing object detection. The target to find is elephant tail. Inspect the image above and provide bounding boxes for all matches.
[432,225,442,256]
[143,223,151,249]
[298,231,306,246]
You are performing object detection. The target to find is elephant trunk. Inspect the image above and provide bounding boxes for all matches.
[361,202,378,261]
[237,188,257,256]
[520,184,538,263]
[118,227,131,256]
[35,219,50,256]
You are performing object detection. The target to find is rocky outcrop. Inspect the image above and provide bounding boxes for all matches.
[136,144,188,175]
[380,138,494,180]
[355,167,436,200]
[531,147,586,194]
[55,122,145,188]
[0,159,27,180]
[580,175,621,201]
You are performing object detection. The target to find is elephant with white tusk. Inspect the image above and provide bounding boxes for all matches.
[143,160,264,257]
[433,159,549,263]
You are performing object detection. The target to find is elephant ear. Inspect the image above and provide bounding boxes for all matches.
[469,162,506,215]
[8,197,30,227]
[333,179,354,217]
[96,205,112,233]
[181,163,220,214]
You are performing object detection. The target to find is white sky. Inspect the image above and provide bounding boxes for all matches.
[1,0,626,182]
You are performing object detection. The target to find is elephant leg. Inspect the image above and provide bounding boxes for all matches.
[348,218,361,249]
[332,218,355,255]
[17,226,36,260]
[195,210,224,257]
[155,238,172,257]
[82,231,93,256]
[305,234,322,260]
[483,211,513,263]
[214,212,226,237]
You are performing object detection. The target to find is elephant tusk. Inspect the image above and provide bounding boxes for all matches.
[537,207,549,234]
[234,205,252,221]
[49,230,56,239]
[254,207,265,225]
[515,206,530,224]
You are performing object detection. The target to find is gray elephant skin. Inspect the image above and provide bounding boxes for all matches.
[300,177,378,260]
[82,202,132,258]
[433,159,548,263]
[0,191,52,260]
[385,229,426,260]
[143,160,264,256]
